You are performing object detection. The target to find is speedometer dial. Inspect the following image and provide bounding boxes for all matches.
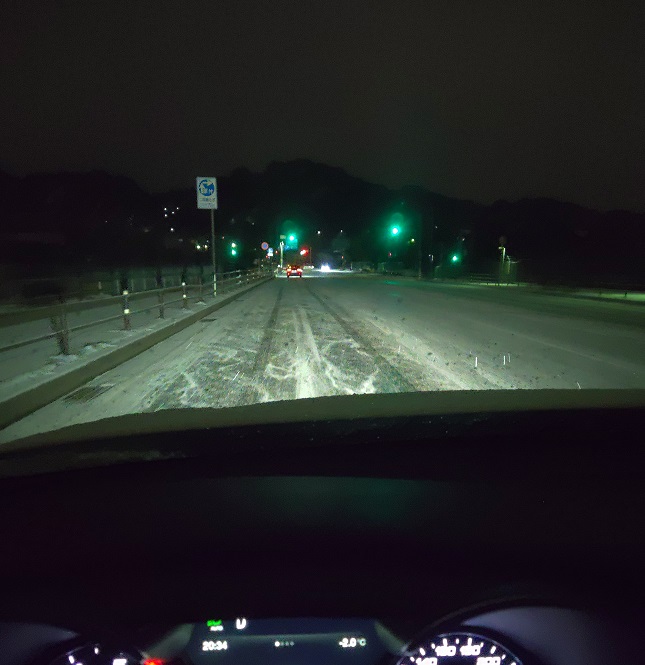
[398,632,523,665]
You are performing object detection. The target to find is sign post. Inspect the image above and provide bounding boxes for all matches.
[197,178,218,295]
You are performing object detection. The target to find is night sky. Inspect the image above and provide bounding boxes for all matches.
[2,1,644,211]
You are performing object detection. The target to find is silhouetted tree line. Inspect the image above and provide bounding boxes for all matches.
[1,162,643,286]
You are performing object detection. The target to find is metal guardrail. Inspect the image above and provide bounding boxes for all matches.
[0,269,202,306]
[465,273,519,285]
[0,268,271,357]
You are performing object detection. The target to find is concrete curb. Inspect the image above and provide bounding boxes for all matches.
[1,277,273,430]
[371,275,645,305]
[534,291,645,306]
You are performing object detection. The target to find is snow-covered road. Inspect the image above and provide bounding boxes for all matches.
[2,274,645,441]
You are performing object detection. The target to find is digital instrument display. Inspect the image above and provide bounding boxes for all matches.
[187,618,384,665]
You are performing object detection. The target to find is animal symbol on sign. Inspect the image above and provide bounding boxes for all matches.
[199,180,215,196]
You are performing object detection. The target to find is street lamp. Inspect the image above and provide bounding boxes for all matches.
[498,240,507,285]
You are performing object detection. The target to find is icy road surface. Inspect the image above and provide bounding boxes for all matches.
[2,273,645,440]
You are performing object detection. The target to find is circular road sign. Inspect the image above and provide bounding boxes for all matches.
[261,241,269,250]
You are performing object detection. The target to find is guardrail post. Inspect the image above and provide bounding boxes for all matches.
[158,289,165,318]
[49,298,70,355]
[182,281,188,309]
[197,277,204,303]
[122,290,131,330]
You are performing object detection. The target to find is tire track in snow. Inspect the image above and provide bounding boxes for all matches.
[306,283,416,393]
[237,282,285,403]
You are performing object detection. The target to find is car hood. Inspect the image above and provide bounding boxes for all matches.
[0,388,644,476]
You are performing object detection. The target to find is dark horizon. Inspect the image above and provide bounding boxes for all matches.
[2,159,644,216]
[1,1,644,213]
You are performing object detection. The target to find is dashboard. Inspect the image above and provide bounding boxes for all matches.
[1,606,637,665]
[0,404,644,665]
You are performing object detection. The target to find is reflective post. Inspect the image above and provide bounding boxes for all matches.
[122,290,131,330]
[182,281,188,308]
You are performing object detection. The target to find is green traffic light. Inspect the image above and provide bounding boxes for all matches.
[231,249,237,256]
[288,234,296,242]
[451,254,459,263]
[391,226,400,236]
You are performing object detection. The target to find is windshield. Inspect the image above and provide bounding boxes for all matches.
[1,1,644,449]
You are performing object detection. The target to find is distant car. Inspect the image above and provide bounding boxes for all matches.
[286,265,303,278]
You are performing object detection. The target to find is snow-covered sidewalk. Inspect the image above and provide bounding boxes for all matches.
[0,275,273,428]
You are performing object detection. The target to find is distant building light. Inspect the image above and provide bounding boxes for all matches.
[170,227,175,232]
